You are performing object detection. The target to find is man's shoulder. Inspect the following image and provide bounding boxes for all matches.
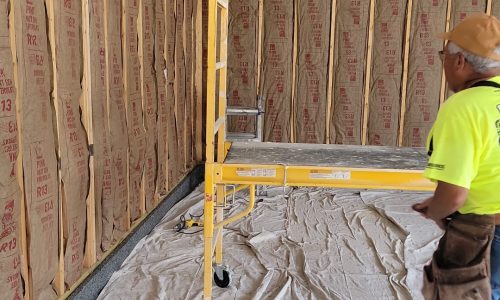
[443,86,493,114]
[455,78,500,104]
[435,93,479,129]
[439,94,469,117]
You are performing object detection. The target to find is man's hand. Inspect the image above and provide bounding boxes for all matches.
[413,196,446,229]
[412,181,468,230]
[412,196,433,214]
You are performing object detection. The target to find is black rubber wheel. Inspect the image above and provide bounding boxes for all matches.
[214,270,231,288]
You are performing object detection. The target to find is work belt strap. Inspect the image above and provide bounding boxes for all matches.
[471,80,500,89]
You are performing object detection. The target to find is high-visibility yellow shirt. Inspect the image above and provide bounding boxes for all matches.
[424,76,500,215]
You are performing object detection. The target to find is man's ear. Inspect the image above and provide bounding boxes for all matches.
[456,52,467,70]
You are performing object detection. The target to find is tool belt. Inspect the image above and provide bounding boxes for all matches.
[496,213,500,225]
[422,212,496,300]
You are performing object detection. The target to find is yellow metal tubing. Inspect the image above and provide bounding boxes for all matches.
[205,0,218,164]
[216,8,228,164]
[214,185,256,229]
[215,164,286,185]
[285,167,435,191]
[204,0,228,297]
[214,163,435,191]
[211,227,223,257]
[203,163,216,299]
[215,185,225,264]
[225,184,249,196]
[224,141,232,158]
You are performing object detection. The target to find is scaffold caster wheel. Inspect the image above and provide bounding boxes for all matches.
[214,265,232,288]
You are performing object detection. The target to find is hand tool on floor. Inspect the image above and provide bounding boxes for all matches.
[174,214,204,232]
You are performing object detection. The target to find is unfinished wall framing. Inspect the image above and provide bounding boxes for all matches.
[0,1,22,299]
[1,0,203,298]
[2,0,497,298]
[330,0,371,145]
[227,0,493,147]
[82,0,112,263]
[140,0,158,213]
[227,0,259,134]
[165,0,178,190]
[46,0,90,291]
[367,1,407,146]
[123,0,145,223]
[184,0,195,170]
[155,0,168,199]
[260,0,294,142]
[11,0,60,298]
[493,0,500,17]
[295,0,332,144]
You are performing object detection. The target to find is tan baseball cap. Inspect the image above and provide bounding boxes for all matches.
[438,13,500,61]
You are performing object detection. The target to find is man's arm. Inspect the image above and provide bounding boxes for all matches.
[413,181,468,229]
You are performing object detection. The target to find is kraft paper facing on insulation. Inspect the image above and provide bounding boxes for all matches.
[260,0,293,142]
[13,0,59,297]
[403,0,447,147]
[0,1,22,298]
[106,0,129,245]
[330,0,370,145]
[368,1,407,146]
[227,0,259,135]
[295,0,331,144]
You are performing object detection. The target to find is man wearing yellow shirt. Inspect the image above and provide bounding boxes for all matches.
[413,14,500,299]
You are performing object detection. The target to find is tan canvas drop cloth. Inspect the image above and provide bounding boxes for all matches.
[99,185,442,300]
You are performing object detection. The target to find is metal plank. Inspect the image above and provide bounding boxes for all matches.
[224,142,428,169]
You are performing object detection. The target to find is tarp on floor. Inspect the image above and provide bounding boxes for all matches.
[99,185,442,300]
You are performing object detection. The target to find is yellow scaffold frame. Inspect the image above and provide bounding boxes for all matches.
[203,0,434,299]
